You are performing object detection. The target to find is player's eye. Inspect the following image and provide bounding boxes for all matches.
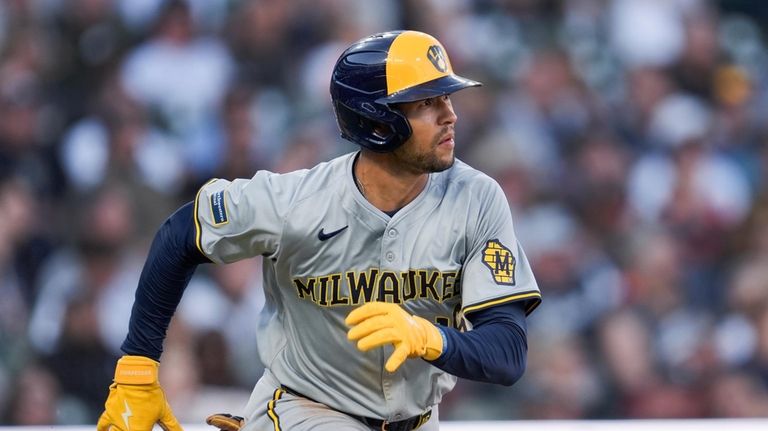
[424,95,450,107]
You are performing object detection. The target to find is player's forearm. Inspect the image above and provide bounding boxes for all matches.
[429,302,528,386]
[121,202,210,360]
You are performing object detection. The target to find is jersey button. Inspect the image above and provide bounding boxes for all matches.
[388,229,397,238]
[385,252,395,262]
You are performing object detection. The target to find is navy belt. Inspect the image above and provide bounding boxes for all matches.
[280,385,431,431]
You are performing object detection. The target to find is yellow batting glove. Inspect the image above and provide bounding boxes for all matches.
[346,302,443,372]
[97,355,182,431]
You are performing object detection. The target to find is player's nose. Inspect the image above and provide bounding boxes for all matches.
[437,97,457,125]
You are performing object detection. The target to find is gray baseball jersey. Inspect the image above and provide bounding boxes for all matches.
[193,151,541,421]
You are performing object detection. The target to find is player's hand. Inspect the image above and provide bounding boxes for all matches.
[97,355,182,431]
[206,413,244,431]
[346,302,443,372]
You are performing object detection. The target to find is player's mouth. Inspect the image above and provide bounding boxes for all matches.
[437,133,455,148]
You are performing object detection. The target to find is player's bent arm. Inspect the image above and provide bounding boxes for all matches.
[428,301,528,386]
[122,201,211,359]
[98,202,209,431]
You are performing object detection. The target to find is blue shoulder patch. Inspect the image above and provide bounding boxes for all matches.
[210,190,229,226]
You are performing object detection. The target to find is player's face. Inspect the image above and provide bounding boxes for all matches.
[393,95,458,174]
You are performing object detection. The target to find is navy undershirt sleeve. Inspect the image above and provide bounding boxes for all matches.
[121,202,210,361]
[428,301,528,386]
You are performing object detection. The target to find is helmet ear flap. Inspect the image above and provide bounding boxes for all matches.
[332,99,412,152]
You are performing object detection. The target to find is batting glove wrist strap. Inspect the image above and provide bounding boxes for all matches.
[414,315,443,361]
[113,355,159,385]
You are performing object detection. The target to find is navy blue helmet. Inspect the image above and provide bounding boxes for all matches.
[330,30,481,152]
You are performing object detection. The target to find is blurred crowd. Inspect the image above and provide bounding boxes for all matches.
[2,0,768,424]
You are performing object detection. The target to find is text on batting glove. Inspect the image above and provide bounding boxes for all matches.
[345,302,443,372]
[97,355,182,431]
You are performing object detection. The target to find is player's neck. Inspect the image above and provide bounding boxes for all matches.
[355,151,428,213]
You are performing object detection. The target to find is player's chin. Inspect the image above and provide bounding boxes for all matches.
[430,152,455,173]
[437,139,455,162]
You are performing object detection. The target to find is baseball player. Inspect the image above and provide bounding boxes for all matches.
[97,30,541,431]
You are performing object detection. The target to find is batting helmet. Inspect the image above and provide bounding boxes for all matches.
[330,30,481,152]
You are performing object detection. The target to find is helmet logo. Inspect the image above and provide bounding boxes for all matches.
[427,45,448,73]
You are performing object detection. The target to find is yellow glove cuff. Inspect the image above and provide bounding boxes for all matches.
[414,315,443,361]
[114,355,159,385]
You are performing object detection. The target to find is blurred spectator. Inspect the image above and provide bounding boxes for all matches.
[708,370,768,417]
[26,183,164,421]
[521,335,603,418]
[521,203,625,337]
[59,68,184,234]
[119,0,233,136]
[176,258,266,387]
[29,184,143,357]
[0,175,37,417]
[43,293,117,420]
[0,68,61,197]
[225,0,299,91]
[59,77,185,198]
[596,308,706,418]
[184,83,287,183]
[47,0,129,123]
[608,0,688,68]
[4,365,61,425]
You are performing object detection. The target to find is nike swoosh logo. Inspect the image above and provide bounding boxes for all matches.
[318,225,348,241]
